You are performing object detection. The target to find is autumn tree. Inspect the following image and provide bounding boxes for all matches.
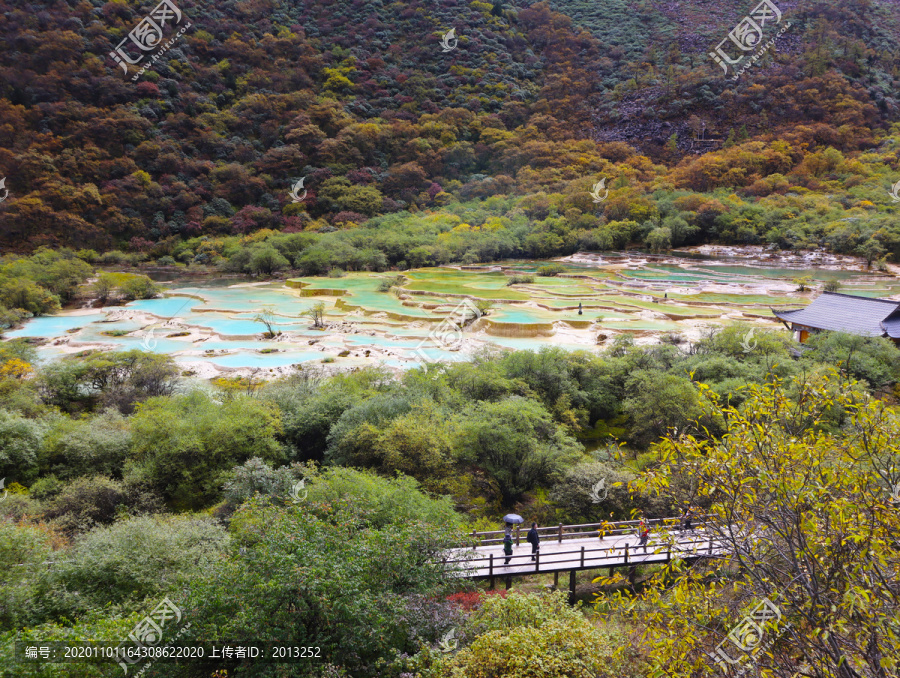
[600,373,900,678]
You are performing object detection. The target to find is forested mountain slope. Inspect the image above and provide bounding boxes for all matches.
[0,0,898,252]
[544,0,900,150]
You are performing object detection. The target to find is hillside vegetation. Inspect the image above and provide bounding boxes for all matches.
[0,0,898,258]
[1,1,900,676]
[1,330,899,675]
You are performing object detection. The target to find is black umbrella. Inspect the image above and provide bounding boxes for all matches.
[502,514,524,524]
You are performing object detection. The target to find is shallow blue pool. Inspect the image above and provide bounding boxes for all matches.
[5,313,108,337]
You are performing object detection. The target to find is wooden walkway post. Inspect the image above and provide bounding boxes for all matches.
[580,546,585,568]
[558,523,563,543]
[488,553,494,590]
[568,570,576,605]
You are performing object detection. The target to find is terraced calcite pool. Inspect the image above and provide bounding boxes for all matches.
[7,247,900,378]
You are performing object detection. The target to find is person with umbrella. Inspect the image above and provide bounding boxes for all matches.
[502,514,524,565]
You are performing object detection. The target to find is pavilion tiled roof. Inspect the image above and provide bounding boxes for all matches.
[772,292,900,338]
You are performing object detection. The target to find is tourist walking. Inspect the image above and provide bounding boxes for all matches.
[526,522,540,561]
[503,532,514,565]
[682,509,693,533]
[637,514,649,553]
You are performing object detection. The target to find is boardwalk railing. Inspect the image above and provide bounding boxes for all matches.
[469,516,710,547]
[443,533,723,585]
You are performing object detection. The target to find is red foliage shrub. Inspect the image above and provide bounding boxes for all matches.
[330,211,367,225]
[446,589,509,611]
[129,236,154,252]
[136,82,160,98]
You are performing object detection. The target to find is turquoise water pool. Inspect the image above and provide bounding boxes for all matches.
[5,313,108,337]
[127,296,201,317]
[491,308,557,323]
[619,268,724,282]
[7,251,899,373]
[696,265,860,281]
[176,315,310,336]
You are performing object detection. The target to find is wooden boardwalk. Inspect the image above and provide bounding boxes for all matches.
[441,518,726,600]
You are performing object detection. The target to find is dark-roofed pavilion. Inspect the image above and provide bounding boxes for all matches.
[772,292,900,343]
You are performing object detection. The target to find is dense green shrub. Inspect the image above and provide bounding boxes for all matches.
[221,457,308,512]
[263,369,388,461]
[118,274,159,300]
[414,591,626,678]
[0,305,28,330]
[39,475,161,534]
[37,350,178,415]
[0,280,59,316]
[506,274,535,285]
[40,409,131,480]
[0,610,145,678]
[800,331,900,389]
[0,520,54,630]
[0,409,46,484]
[327,403,457,492]
[176,497,460,677]
[377,274,405,291]
[536,263,567,276]
[97,251,131,266]
[0,249,91,317]
[126,391,285,510]
[305,466,462,530]
[548,460,637,522]
[695,323,791,360]
[247,245,290,276]
[38,515,227,617]
[622,372,706,446]
[452,397,584,504]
